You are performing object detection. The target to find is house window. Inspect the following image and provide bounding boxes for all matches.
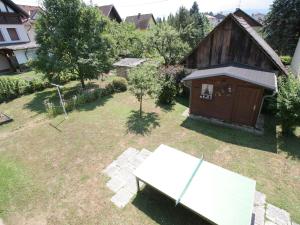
[0,30,4,42]
[200,84,213,100]
[7,28,19,41]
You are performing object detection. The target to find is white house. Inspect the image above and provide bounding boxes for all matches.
[0,0,37,73]
[291,38,300,77]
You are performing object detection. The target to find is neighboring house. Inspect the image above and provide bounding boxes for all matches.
[125,13,156,30]
[97,4,122,23]
[291,38,300,76]
[0,0,37,73]
[251,13,265,25]
[182,10,287,129]
[113,58,146,79]
[214,13,226,23]
[18,4,41,21]
[205,15,218,27]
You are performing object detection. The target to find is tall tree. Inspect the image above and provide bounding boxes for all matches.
[167,3,210,48]
[107,21,147,58]
[263,0,300,56]
[33,0,113,88]
[147,23,190,65]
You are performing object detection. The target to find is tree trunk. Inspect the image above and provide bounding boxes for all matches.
[80,76,85,89]
[139,95,143,118]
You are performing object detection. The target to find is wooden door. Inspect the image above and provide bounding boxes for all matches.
[231,86,261,126]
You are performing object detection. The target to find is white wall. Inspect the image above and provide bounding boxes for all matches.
[0,54,10,71]
[14,48,37,65]
[0,24,30,45]
[291,38,300,77]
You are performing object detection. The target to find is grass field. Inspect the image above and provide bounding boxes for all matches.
[0,79,299,225]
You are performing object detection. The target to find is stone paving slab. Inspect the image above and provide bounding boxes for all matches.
[102,148,151,208]
[253,205,266,225]
[266,204,291,225]
[255,191,266,206]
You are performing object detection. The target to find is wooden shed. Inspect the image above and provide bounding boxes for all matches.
[113,58,146,79]
[182,10,287,128]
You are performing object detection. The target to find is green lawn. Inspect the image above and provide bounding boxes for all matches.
[0,80,299,225]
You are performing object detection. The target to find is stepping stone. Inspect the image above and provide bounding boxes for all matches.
[111,186,135,208]
[102,161,120,178]
[265,221,277,225]
[266,204,291,225]
[116,147,139,162]
[255,191,266,206]
[292,222,300,225]
[106,177,127,193]
[0,218,4,225]
[253,205,266,225]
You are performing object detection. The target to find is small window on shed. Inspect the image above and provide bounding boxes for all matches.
[200,84,213,100]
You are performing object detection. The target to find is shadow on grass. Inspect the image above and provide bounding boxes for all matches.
[126,110,160,135]
[181,115,277,153]
[277,134,300,160]
[156,102,175,112]
[132,186,209,225]
[23,85,113,114]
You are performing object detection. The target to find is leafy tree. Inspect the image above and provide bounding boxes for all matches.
[107,21,147,58]
[156,65,184,105]
[263,0,300,55]
[128,63,158,117]
[275,74,300,136]
[33,0,113,88]
[147,23,190,65]
[167,3,210,48]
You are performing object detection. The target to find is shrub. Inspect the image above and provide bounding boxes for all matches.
[280,55,292,65]
[156,65,185,105]
[275,74,300,136]
[111,77,128,92]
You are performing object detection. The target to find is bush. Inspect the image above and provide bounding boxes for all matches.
[111,77,128,92]
[0,77,50,103]
[275,74,300,136]
[156,65,185,105]
[280,55,292,65]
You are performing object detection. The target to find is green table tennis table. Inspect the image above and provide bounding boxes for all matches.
[134,144,256,225]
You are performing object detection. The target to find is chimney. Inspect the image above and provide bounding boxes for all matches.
[138,13,141,19]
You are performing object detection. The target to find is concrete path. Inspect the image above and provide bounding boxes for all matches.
[103,146,298,225]
[102,147,151,208]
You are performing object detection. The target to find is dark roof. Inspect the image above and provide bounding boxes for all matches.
[233,8,262,27]
[125,14,156,30]
[2,0,29,18]
[97,5,122,22]
[182,66,277,90]
[113,58,146,67]
[182,13,287,75]
[232,14,287,75]
[18,5,41,20]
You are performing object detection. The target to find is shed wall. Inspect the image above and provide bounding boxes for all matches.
[190,76,264,126]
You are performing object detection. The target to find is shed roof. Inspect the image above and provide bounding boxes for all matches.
[113,58,146,68]
[182,66,277,91]
[125,14,156,30]
[232,14,287,75]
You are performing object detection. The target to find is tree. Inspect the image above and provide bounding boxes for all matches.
[107,21,147,58]
[128,64,158,117]
[275,74,300,136]
[33,0,113,88]
[147,23,190,65]
[263,0,300,55]
[167,3,210,48]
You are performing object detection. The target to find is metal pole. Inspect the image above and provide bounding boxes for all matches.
[51,83,68,119]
